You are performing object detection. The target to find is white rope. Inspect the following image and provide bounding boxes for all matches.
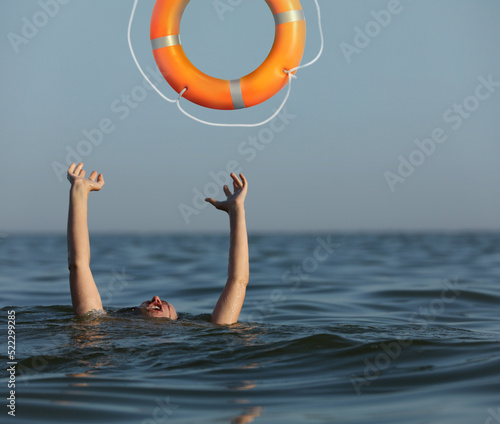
[287,0,324,74]
[128,0,176,103]
[128,0,324,127]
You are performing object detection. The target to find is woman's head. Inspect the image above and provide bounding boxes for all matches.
[138,295,178,320]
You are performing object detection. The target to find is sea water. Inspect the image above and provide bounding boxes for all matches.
[1,233,499,423]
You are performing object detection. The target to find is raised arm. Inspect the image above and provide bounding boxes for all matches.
[67,163,105,316]
[206,173,249,325]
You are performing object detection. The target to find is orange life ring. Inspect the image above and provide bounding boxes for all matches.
[150,0,306,110]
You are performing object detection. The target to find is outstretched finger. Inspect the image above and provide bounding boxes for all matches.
[239,173,247,188]
[205,198,218,207]
[223,185,232,198]
[231,172,242,187]
[89,171,98,181]
[75,163,85,177]
[230,173,242,189]
[97,174,104,185]
[67,163,77,174]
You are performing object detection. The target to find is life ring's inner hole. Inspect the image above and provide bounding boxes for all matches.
[180,0,275,80]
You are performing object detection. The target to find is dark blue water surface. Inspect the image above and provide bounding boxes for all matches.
[1,233,499,424]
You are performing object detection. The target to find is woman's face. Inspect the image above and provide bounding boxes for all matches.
[138,295,178,320]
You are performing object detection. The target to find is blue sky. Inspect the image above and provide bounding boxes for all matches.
[1,0,500,233]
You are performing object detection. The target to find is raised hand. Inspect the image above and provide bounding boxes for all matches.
[206,173,249,325]
[66,162,105,316]
[67,163,104,193]
[205,173,247,213]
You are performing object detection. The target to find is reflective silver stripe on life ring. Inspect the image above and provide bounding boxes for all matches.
[151,34,181,50]
[274,9,305,25]
[230,79,245,110]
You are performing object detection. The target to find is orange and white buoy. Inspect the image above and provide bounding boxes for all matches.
[150,0,307,110]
